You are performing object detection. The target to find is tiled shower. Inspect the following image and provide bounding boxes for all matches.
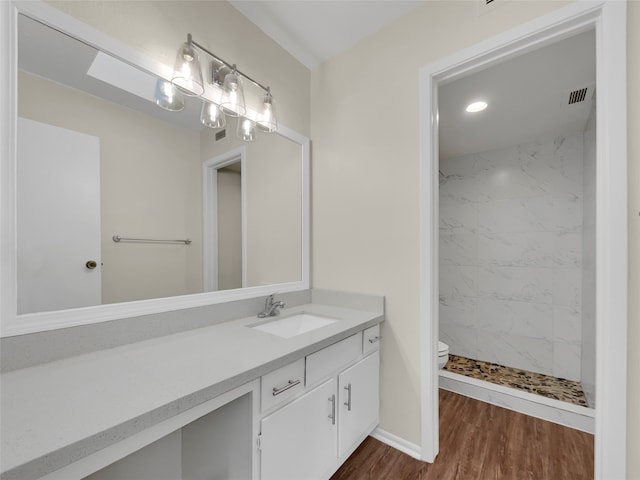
[439,103,596,408]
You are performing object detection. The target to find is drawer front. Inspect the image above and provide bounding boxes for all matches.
[363,324,381,354]
[261,359,305,412]
[306,333,362,387]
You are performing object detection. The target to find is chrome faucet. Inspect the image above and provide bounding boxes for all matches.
[258,294,285,318]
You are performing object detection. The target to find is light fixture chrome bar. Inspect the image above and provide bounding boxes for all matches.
[188,34,270,93]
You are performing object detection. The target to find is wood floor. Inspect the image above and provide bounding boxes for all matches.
[330,389,594,480]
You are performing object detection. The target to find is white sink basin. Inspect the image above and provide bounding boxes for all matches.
[250,313,337,339]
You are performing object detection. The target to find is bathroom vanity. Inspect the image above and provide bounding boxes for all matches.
[0,292,384,480]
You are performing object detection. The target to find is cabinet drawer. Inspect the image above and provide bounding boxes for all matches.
[306,333,361,387]
[261,359,305,412]
[363,325,381,354]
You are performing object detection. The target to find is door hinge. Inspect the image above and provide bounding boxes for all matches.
[257,433,262,451]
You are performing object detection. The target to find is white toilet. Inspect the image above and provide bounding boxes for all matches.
[438,341,449,369]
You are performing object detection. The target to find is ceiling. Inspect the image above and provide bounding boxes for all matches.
[228,0,427,69]
[228,1,595,159]
[439,29,595,159]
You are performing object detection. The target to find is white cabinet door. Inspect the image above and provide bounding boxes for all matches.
[338,351,380,457]
[260,378,337,480]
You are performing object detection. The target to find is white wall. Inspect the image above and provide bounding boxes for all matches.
[217,169,242,290]
[311,0,581,447]
[581,101,596,406]
[439,133,584,381]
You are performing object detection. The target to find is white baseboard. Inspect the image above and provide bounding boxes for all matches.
[370,428,423,461]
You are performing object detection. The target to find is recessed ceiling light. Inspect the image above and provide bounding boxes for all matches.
[465,101,488,113]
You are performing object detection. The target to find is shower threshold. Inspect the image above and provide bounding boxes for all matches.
[443,354,589,407]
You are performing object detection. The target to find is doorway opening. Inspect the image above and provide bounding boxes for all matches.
[203,146,247,292]
[438,28,596,420]
[419,3,627,478]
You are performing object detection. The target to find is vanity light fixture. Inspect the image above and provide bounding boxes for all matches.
[171,35,205,96]
[154,79,185,112]
[465,100,488,113]
[220,66,246,117]
[200,101,226,129]
[237,117,256,142]
[168,33,278,139]
[257,87,277,132]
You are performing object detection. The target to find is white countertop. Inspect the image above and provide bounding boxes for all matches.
[0,303,383,480]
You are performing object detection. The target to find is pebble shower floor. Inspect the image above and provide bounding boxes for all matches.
[443,354,589,407]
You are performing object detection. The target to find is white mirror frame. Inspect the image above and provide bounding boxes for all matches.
[0,0,310,337]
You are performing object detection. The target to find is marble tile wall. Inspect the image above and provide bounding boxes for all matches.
[581,102,597,406]
[439,133,584,381]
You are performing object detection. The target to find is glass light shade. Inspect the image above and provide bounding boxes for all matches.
[154,79,185,111]
[256,90,277,132]
[236,117,256,142]
[220,68,246,117]
[171,41,205,96]
[200,101,226,129]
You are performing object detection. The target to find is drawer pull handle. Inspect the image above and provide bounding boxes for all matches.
[272,379,301,396]
[329,394,336,424]
[368,336,381,344]
[344,383,352,411]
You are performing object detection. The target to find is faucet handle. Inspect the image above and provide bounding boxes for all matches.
[264,293,275,308]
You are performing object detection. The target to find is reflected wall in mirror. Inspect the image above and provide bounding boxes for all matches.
[16,14,304,315]
[216,161,243,292]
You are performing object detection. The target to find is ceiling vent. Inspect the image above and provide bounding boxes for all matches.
[568,87,588,105]
[563,83,595,109]
[215,129,226,142]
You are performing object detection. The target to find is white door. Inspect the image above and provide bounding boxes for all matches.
[17,117,101,314]
[260,378,337,480]
[338,351,380,457]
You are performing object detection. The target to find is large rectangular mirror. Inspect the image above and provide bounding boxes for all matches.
[1,3,309,335]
